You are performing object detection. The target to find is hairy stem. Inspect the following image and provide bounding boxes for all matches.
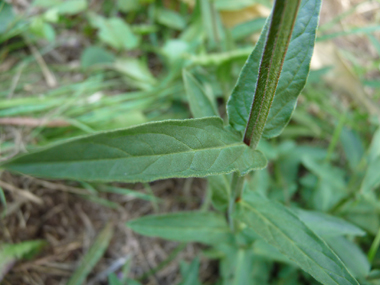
[228,0,301,231]
[243,0,301,149]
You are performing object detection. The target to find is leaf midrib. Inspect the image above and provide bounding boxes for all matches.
[10,142,247,165]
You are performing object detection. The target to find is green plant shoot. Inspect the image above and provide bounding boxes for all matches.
[0,0,362,284]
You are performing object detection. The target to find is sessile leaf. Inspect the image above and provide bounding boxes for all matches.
[1,117,267,182]
[227,0,322,139]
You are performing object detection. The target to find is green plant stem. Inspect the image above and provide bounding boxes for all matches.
[228,172,245,231]
[368,226,380,263]
[228,0,300,232]
[243,0,301,149]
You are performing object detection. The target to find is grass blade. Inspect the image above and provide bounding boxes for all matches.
[67,222,114,285]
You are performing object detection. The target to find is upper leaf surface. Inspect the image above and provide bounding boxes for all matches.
[237,191,359,285]
[2,117,267,182]
[227,0,322,138]
[127,211,232,244]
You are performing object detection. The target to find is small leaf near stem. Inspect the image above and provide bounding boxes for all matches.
[243,0,301,149]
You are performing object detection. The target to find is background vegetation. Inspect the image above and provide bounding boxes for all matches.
[1,0,380,284]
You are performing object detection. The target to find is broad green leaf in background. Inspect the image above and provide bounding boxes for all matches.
[227,0,322,138]
[114,58,157,90]
[29,17,55,42]
[67,223,114,285]
[231,17,267,41]
[183,69,218,118]
[340,127,365,171]
[0,1,15,33]
[51,0,87,15]
[325,236,370,279]
[302,156,347,211]
[215,0,271,10]
[186,48,252,66]
[0,240,46,281]
[156,8,186,30]
[162,40,191,67]
[80,46,115,69]
[293,208,366,237]
[2,118,267,182]
[117,0,140,12]
[237,191,359,285]
[127,212,232,244]
[34,0,87,15]
[89,15,139,50]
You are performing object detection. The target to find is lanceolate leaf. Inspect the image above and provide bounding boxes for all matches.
[2,117,267,182]
[183,69,218,118]
[237,191,358,285]
[227,0,322,139]
[127,212,232,244]
[242,0,301,147]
